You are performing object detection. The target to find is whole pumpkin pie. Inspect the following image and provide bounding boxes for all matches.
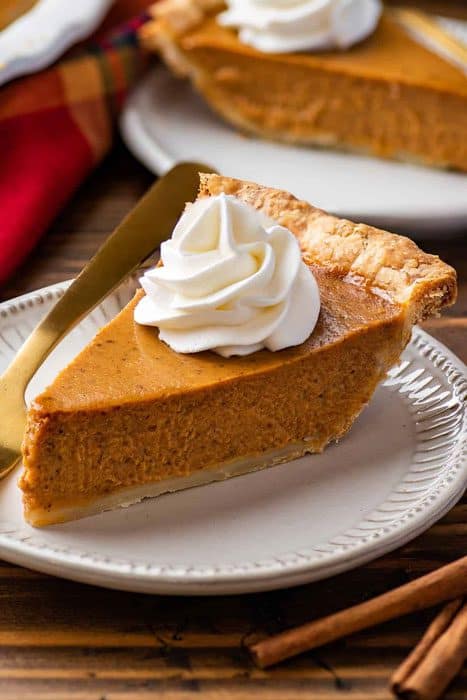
[141,0,467,171]
[20,174,456,526]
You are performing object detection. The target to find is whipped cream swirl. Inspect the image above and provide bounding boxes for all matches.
[134,194,320,357]
[218,0,382,53]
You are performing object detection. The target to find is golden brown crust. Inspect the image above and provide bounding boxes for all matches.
[139,0,223,81]
[140,0,221,47]
[198,174,457,322]
[22,439,328,526]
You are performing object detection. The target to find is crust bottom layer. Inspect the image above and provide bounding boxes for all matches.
[25,440,321,527]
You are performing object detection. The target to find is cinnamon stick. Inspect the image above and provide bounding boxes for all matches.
[391,598,463,695]
[249,555,467,668]
[391,600,467,700]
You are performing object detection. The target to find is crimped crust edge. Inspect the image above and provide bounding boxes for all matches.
[198,174,457,323]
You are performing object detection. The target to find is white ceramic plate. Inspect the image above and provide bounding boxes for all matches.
[120,67,467,237]
[0,0,114,86]
[0,280,465,594]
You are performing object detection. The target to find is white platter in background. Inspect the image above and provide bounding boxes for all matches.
[0,0,114,86]
[0,280,465,594]
[121,67,467,238]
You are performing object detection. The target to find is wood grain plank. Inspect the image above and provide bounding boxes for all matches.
[0,679,466,700]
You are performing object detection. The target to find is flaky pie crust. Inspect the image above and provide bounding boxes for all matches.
[199,174,457,323]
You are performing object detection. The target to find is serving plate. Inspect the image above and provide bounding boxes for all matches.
[120,67,467,238]
[0,279,465,594]
[0,0,114,86]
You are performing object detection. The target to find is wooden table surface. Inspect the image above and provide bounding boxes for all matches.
[0,139,465,700]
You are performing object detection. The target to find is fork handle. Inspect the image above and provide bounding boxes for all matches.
[1,162,208,391]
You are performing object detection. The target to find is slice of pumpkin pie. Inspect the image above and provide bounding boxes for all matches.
[141,0,467,170]
[20,174,456,526]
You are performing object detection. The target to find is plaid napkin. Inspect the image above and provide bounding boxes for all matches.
[0,1,151,286]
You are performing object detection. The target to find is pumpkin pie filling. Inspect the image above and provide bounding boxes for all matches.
[0,0,37,30]
[20,175,456,526]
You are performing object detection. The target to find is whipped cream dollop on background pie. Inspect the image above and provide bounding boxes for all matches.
[219,0,383,53]
[135,194,320,357]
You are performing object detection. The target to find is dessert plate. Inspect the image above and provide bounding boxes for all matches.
[0,0,114,86]
[120,67,467,238]
[0,280,465,595]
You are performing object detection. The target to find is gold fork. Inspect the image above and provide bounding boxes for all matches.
[0,161,213,480]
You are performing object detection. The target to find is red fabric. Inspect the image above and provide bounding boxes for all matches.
[94,0,151,38]
[0,1,149,286]
[0,107,94,283]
